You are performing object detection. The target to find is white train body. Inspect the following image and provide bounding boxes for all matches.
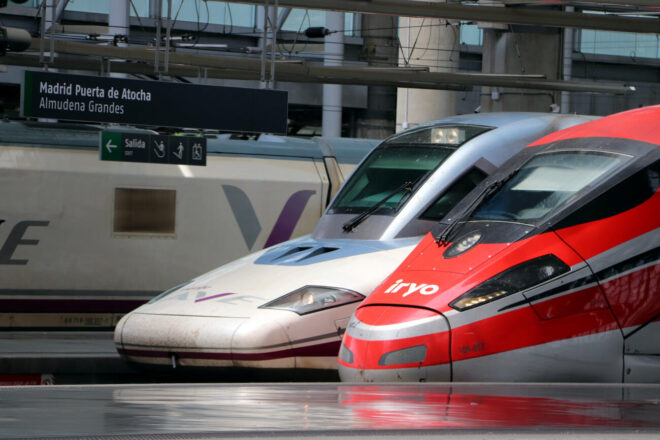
[0,121,377,330]
[115,113,596,370]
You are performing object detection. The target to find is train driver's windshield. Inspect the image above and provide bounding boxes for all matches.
[330,124,490,215]
[472,151,627,222]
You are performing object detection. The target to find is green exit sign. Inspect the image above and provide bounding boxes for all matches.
[99,131,206,166]
[100,132,122,161]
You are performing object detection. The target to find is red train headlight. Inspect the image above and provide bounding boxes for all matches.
[450,254,570,311]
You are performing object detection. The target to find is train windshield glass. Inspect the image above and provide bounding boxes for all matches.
[472,151,627,222]
[330,124,491,215]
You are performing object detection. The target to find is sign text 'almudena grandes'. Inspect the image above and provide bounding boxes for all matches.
[21,71,288,134]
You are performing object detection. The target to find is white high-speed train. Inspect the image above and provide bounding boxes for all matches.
[115,112,596,371]
[0,120,377,330]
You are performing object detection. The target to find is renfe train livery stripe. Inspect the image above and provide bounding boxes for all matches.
[0,298,149,313]
[118,340,341,362]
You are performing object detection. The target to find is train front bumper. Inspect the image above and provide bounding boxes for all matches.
[338,305,451,382]
[114,312,294,368]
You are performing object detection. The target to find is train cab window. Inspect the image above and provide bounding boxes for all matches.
[114,188,176,234]
[329,146,453,215]
[329,124,491,215]
[420,167,487,220]
[472,151,626,222]
[555,159,660,228]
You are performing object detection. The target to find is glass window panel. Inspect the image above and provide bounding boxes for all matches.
[421,168,487,221]
[164,1,255,28]
[280,9,356,36]
[65,0,147,17]
[557,159,660,227]
[460,23,483,46]
[330,146,453,214]
[579,12,660,59]
[280,8,322,32]
[345,13,355,36]
[66,0,108,13]
[472,151,627,222]
[130,0,149,17]
[331,124,491,215]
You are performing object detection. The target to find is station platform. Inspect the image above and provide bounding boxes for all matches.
[2,382,660,439]
[0,331,134,384]
[0,332,339,384]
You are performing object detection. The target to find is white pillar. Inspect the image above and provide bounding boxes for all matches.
[396,1,459,132]
[109,0,130,40]
[322,12,344,138]
[108,0,130,77]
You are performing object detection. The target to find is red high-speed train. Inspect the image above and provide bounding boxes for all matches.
[339,105,660,383]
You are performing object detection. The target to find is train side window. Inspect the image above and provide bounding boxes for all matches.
[114,188,176,234]
[420,167,487,221]
[556,159,659,228]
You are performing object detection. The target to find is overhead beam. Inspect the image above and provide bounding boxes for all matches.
[558,0,660,8]
[18,39,634,94]
[497,0,660,7]
[207,0,660,33]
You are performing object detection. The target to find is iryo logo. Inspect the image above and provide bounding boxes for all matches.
[384,279,440,297]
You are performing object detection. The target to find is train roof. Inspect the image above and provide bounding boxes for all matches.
[0,120,377,163]
[530,105,660,147]
[414,112,571,131]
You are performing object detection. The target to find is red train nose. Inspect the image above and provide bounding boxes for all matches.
[338,305,451,382]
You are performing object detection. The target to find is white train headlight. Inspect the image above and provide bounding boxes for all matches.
[450,254,569,311]
[443,231,482,258]
[260,286,364,315]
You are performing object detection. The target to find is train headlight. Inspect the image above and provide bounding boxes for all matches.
[450,254,569,311]
[443,231,482,258]
[260,286,364,315]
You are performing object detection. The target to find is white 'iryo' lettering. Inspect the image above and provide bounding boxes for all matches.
[384,279,440,297]
[384,280,402,293]
[420,285,439,295]
[402,283,425,297]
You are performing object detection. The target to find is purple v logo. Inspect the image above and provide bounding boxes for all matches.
[222,185,316,250]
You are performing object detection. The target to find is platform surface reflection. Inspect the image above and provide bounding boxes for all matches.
[2,382,660,439]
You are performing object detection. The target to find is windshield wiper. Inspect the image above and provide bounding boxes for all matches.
[435,170,516,245]
[342,170,434,233]
[342,179,417,233]
[342,180,414,232]
[343,169,435,233]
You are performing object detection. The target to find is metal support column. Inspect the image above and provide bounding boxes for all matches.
[322,12,344,138]
[561,6,575,114]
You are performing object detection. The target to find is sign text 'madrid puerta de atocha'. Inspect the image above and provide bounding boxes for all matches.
[21,71,288,134]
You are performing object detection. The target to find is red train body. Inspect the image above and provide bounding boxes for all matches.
[339,106,660,382]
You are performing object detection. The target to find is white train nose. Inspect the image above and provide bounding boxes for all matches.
[115,312,243,367]
[115,312,296,368]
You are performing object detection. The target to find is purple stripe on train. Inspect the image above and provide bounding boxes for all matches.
[195,292,236,303]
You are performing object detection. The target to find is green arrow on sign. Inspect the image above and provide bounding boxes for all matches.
[100,132,122,161]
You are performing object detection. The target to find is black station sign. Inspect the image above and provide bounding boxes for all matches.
[101,131,207,166]
[21,71,288,134]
